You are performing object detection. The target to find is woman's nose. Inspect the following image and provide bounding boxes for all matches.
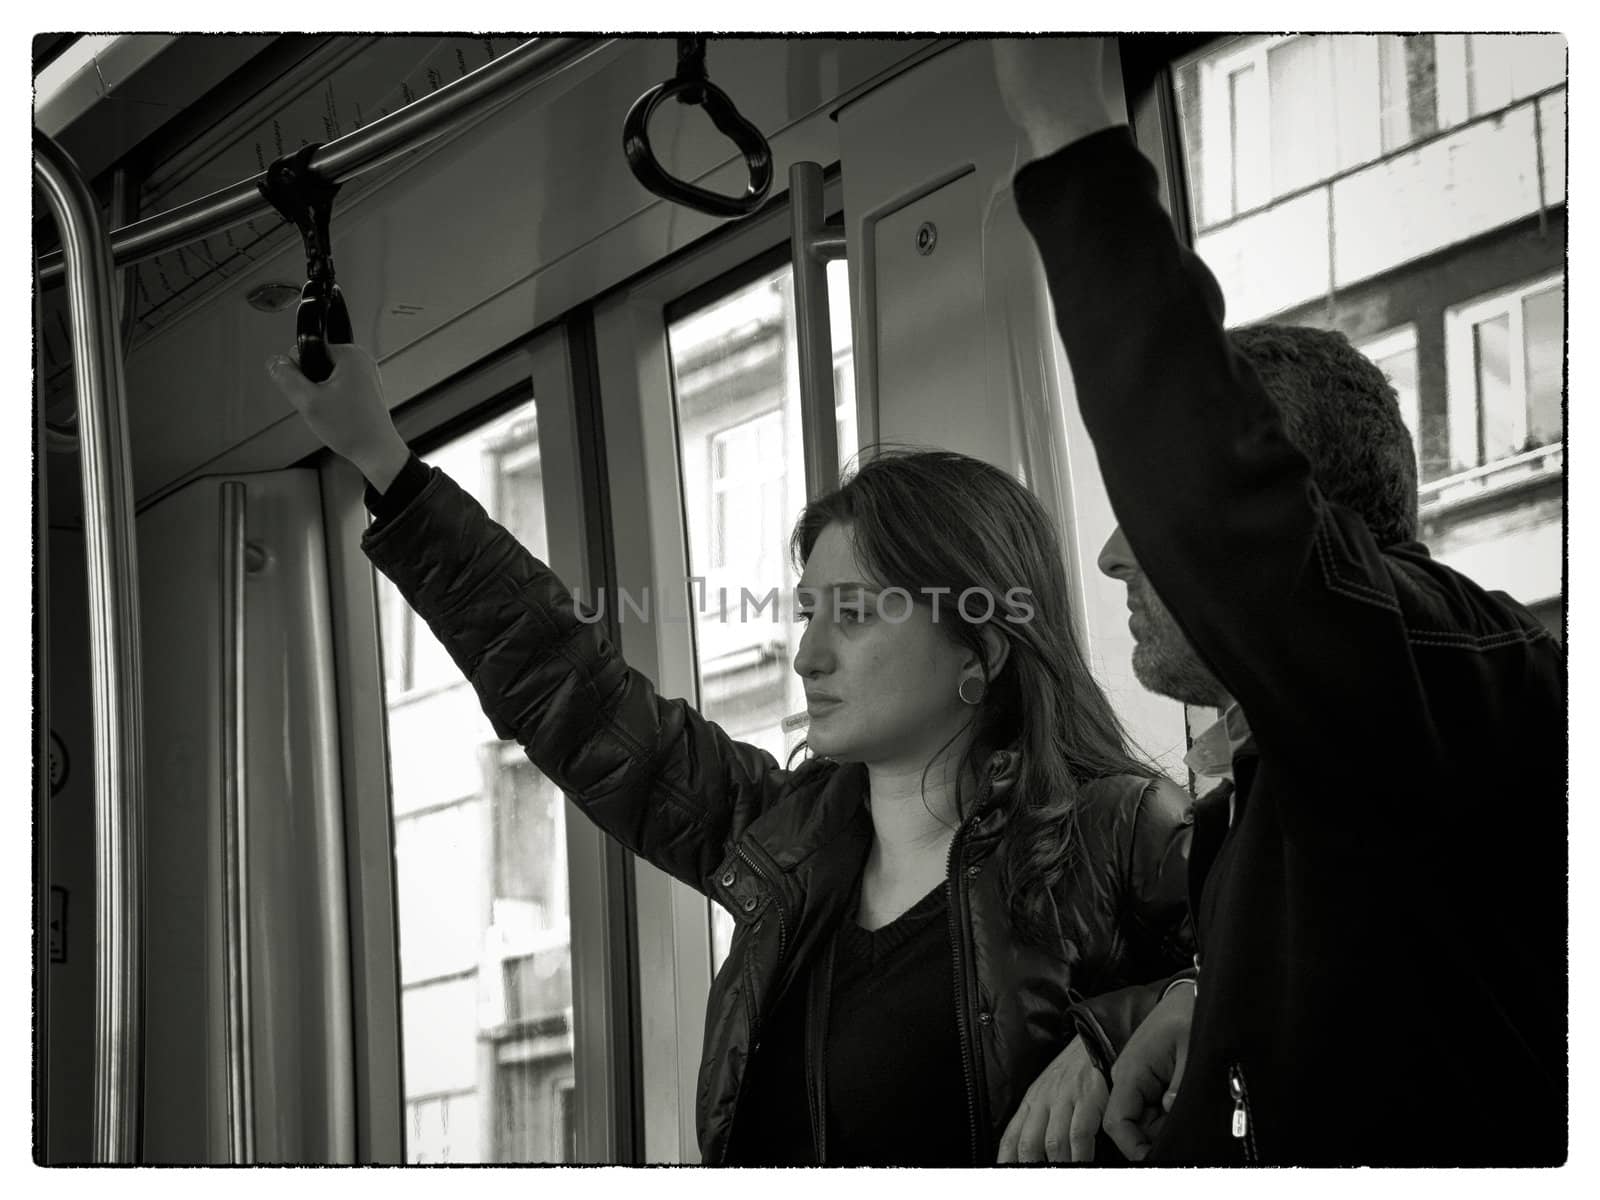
[792,615,832,678]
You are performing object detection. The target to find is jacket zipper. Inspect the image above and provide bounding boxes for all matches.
[736,844,786,959]
[720,844,787,1164]
[945,817,981,1165]
[1228,1063,1258,1164]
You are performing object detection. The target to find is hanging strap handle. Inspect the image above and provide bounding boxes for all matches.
[622,37,774,219]
[256,144,352,383]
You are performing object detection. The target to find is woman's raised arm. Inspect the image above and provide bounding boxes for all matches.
[269,344,803,893]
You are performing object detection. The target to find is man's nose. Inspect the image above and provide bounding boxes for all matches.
[1097,525,1138,582]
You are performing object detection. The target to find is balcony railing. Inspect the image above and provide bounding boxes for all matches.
[1419,442,1563,515]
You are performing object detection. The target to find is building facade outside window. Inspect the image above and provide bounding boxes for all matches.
[374,401,578,1162]
[1174,33,1564,639]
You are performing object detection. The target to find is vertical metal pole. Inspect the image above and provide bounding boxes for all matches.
[219,482,254,1163]
[32,129,147,1165]
[788,163,848,501]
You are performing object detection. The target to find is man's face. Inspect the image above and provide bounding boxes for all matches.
[1097,525,1226,707]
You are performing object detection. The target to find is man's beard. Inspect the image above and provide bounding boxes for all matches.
[1128,583,1228,708]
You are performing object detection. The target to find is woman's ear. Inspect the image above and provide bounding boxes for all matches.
[975,624,1011,681]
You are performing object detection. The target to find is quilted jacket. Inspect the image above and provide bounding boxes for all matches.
[363,466,1195,1163]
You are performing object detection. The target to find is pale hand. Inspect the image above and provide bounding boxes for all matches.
[1101,981,1195,1162]
[266,343,410,493]
[990,37,1125,161]
[997,1035,1107,1163]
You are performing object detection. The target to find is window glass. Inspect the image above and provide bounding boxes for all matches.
[1523,283,1564,448]
[1472,313,1516,467]
[1267,37,1329,195]
[374,397,577,1162]
[1359,327,1421,467]
[665,256,854,973]
[1174,34,1564,611]
[1445,276,1565,473]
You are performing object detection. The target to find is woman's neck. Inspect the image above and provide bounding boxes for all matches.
[862,742,976,871]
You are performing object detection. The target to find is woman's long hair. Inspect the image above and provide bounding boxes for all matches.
[791,447,1158,949]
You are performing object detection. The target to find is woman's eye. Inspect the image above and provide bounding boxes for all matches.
[796,610,813,624]
[839,608,865,624]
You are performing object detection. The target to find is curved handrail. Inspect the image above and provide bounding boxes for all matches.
[33,128,147,1166]
[37,36,604,286]
[623,38,773,218]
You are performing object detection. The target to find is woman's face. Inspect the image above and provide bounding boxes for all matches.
[792,522,978,768]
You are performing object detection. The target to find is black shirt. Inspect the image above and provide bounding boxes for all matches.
[731,879,969,1166]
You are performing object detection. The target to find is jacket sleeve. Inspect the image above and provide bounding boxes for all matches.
[1069,775,1195,1073]
[362,463,794,893]
[1069,971,1194,1079]
[1011,127,1551,829]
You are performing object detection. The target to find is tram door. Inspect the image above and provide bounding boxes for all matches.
[42,471,356,1164]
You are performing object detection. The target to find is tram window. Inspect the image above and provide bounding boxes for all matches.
[1172,32,1564,610]
[664,258,854,971]
[375,398,577,1163]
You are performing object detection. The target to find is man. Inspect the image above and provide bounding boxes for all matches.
[994,40,1565,1165]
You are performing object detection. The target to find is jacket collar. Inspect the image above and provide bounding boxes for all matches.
[743,743,1024,875]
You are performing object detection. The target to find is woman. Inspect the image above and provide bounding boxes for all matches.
[269,345,1193,1165]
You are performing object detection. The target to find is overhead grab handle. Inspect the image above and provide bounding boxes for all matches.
[623,37,774,218]
[256,143,353,383]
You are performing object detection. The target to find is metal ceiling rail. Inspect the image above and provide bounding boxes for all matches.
[38,36,606,287]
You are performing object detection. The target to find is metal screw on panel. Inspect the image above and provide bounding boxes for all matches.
[916,222,938,256]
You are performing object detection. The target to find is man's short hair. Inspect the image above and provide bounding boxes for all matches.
[1229,323,1420,547]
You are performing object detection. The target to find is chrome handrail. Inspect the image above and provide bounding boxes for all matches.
[38,36,605,286]
[34,129,147,1165]
[219,482,254,1163]
[788,162,848,500]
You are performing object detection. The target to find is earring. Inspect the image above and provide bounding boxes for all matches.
[958,676,986,705]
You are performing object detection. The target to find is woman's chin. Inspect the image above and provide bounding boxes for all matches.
[805,727,859,762]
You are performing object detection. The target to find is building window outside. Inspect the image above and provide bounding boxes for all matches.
[709,409,787,580]
[1357,326,1422,473]
[493,758,569,941]
[555,1078,577,1162]
[1445,275,1564,473]
[1181,34,1564,230]
[492,426,549,563]
[1463,33,1566,118]
[407,1090,479,1164]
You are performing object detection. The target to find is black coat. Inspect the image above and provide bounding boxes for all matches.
[363,466,1195,1163]
[1015,128,1566,1166]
